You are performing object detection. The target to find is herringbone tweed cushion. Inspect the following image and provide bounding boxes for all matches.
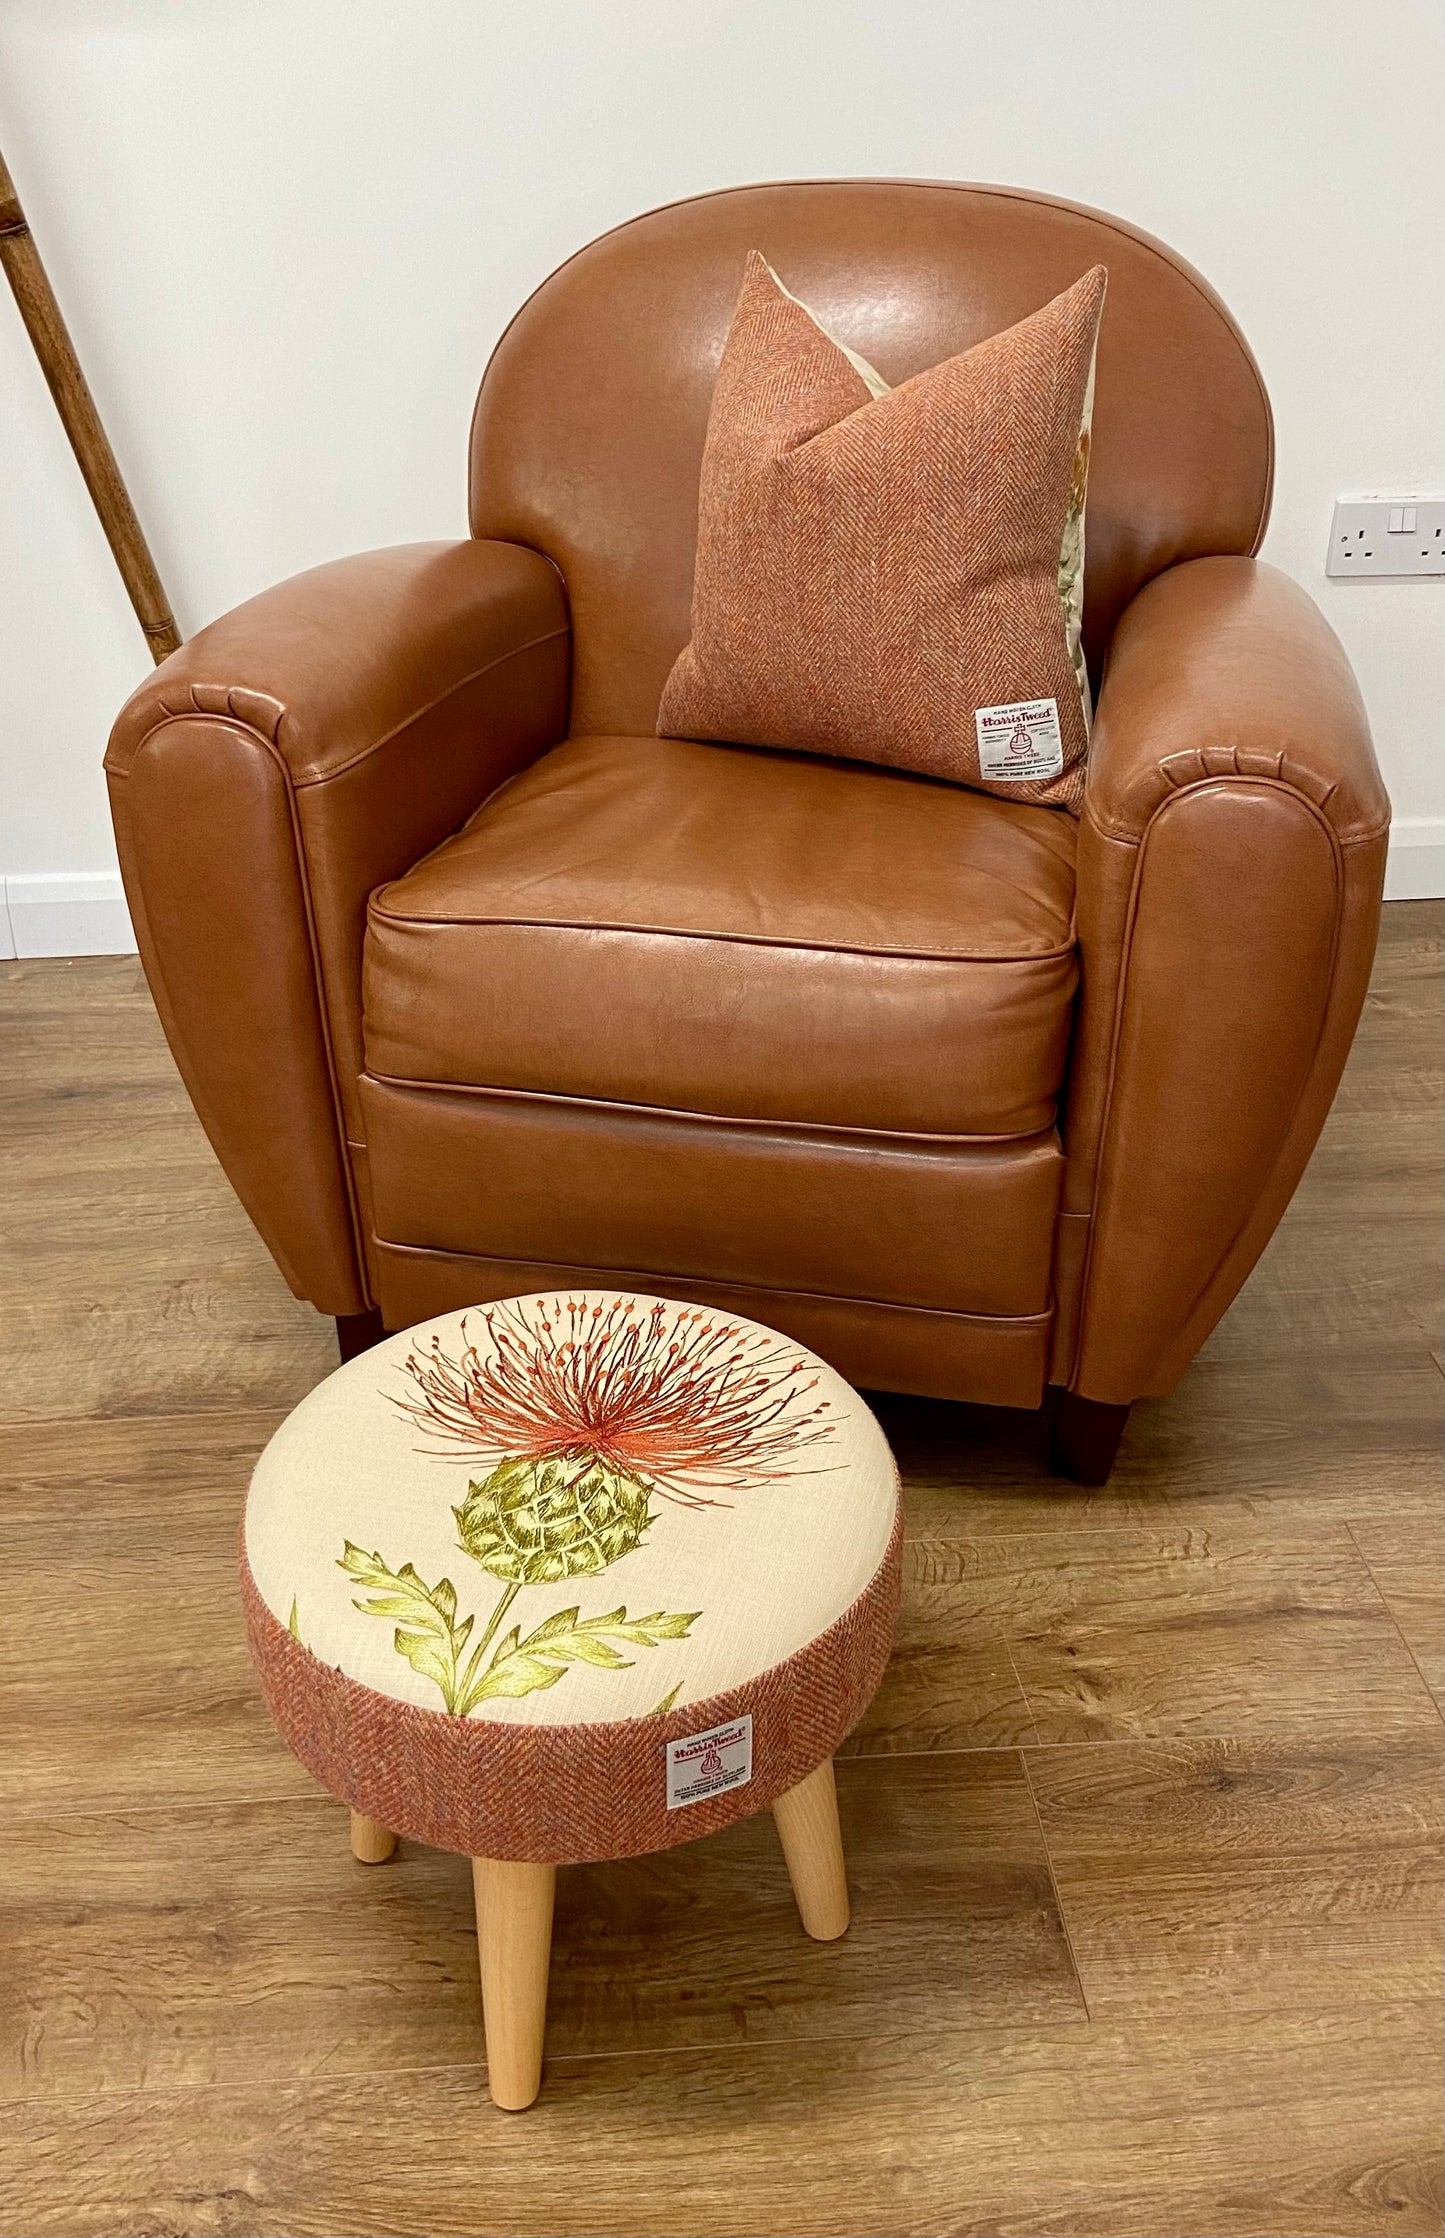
[658,253,1107,811]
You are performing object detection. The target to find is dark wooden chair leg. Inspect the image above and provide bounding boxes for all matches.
[335,1307,386,1363]
[1051,1392,1132,1485]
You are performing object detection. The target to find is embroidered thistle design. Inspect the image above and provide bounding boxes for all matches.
[343,1296,841,1717]
[398,1293,838,1504]
[455,1453,655,1582]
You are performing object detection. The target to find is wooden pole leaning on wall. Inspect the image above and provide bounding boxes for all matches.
[0,145,181,664]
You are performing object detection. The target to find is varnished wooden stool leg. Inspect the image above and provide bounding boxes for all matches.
[472,1857,556,2110]
[349,1811,396,1864]
[773,1756,850,1940]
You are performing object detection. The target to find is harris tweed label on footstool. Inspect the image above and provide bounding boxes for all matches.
[666,1715,753,1809]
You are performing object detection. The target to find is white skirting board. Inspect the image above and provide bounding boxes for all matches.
[1383,817,1445,901]
[2,827,1442,959]
[1,873,138,959]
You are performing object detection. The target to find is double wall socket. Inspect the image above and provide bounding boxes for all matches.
[1327,492,1445,579]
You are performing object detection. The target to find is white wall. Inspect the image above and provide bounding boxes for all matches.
[1,0,1441,955]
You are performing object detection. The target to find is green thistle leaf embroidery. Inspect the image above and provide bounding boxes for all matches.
[465,1604,701,1707]
[646,1682,684,1717]
[339,1542,475,1715]
[339,1542,699,1717]
[287,1597,302,1642]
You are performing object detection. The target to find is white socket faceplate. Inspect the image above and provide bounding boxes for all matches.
[1327,492,1445,579]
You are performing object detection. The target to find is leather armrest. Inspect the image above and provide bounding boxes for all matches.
[1082,556,1388,844]
[1053,557,1389,1402]
[106,540,570,1313]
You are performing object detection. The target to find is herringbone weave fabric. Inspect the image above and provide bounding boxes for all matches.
[241,1505,901,1866]
[659,254,1107,811]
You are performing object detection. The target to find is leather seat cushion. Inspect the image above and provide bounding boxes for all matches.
[363,734,1078,1138]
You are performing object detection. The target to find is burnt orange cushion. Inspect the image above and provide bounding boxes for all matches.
[658,254,1106,812]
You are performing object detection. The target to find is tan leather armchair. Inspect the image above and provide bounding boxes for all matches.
[106,182,1389,1483]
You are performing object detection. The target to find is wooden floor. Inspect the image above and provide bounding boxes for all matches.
[0,903,1440,2238]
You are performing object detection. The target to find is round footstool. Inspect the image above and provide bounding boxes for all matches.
[242,1289,901,2107]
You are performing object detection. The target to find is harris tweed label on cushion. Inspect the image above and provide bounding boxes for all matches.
[975,696,1066,783]
[657,252,1106,813]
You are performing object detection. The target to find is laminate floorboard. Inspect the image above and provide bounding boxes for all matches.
[1028,1734,1444,2019]
[0,905,1440,2238]
[1348,1513,1445,1706]
[0,1755,1083,2103]
[0,1406,289,1525]
[0,2008,1438,2238]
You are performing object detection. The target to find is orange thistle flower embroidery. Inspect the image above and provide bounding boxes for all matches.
[396,1293,839,1507]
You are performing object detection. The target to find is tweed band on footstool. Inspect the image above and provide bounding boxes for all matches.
[243,1291,901,1864]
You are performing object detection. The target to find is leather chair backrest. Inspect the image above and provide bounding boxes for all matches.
[469,180,1273,739]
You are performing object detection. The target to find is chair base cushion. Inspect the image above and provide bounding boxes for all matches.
[359,1074,1062,1320]
[369,1239,1053,1410]
[363,733,1078,1138]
